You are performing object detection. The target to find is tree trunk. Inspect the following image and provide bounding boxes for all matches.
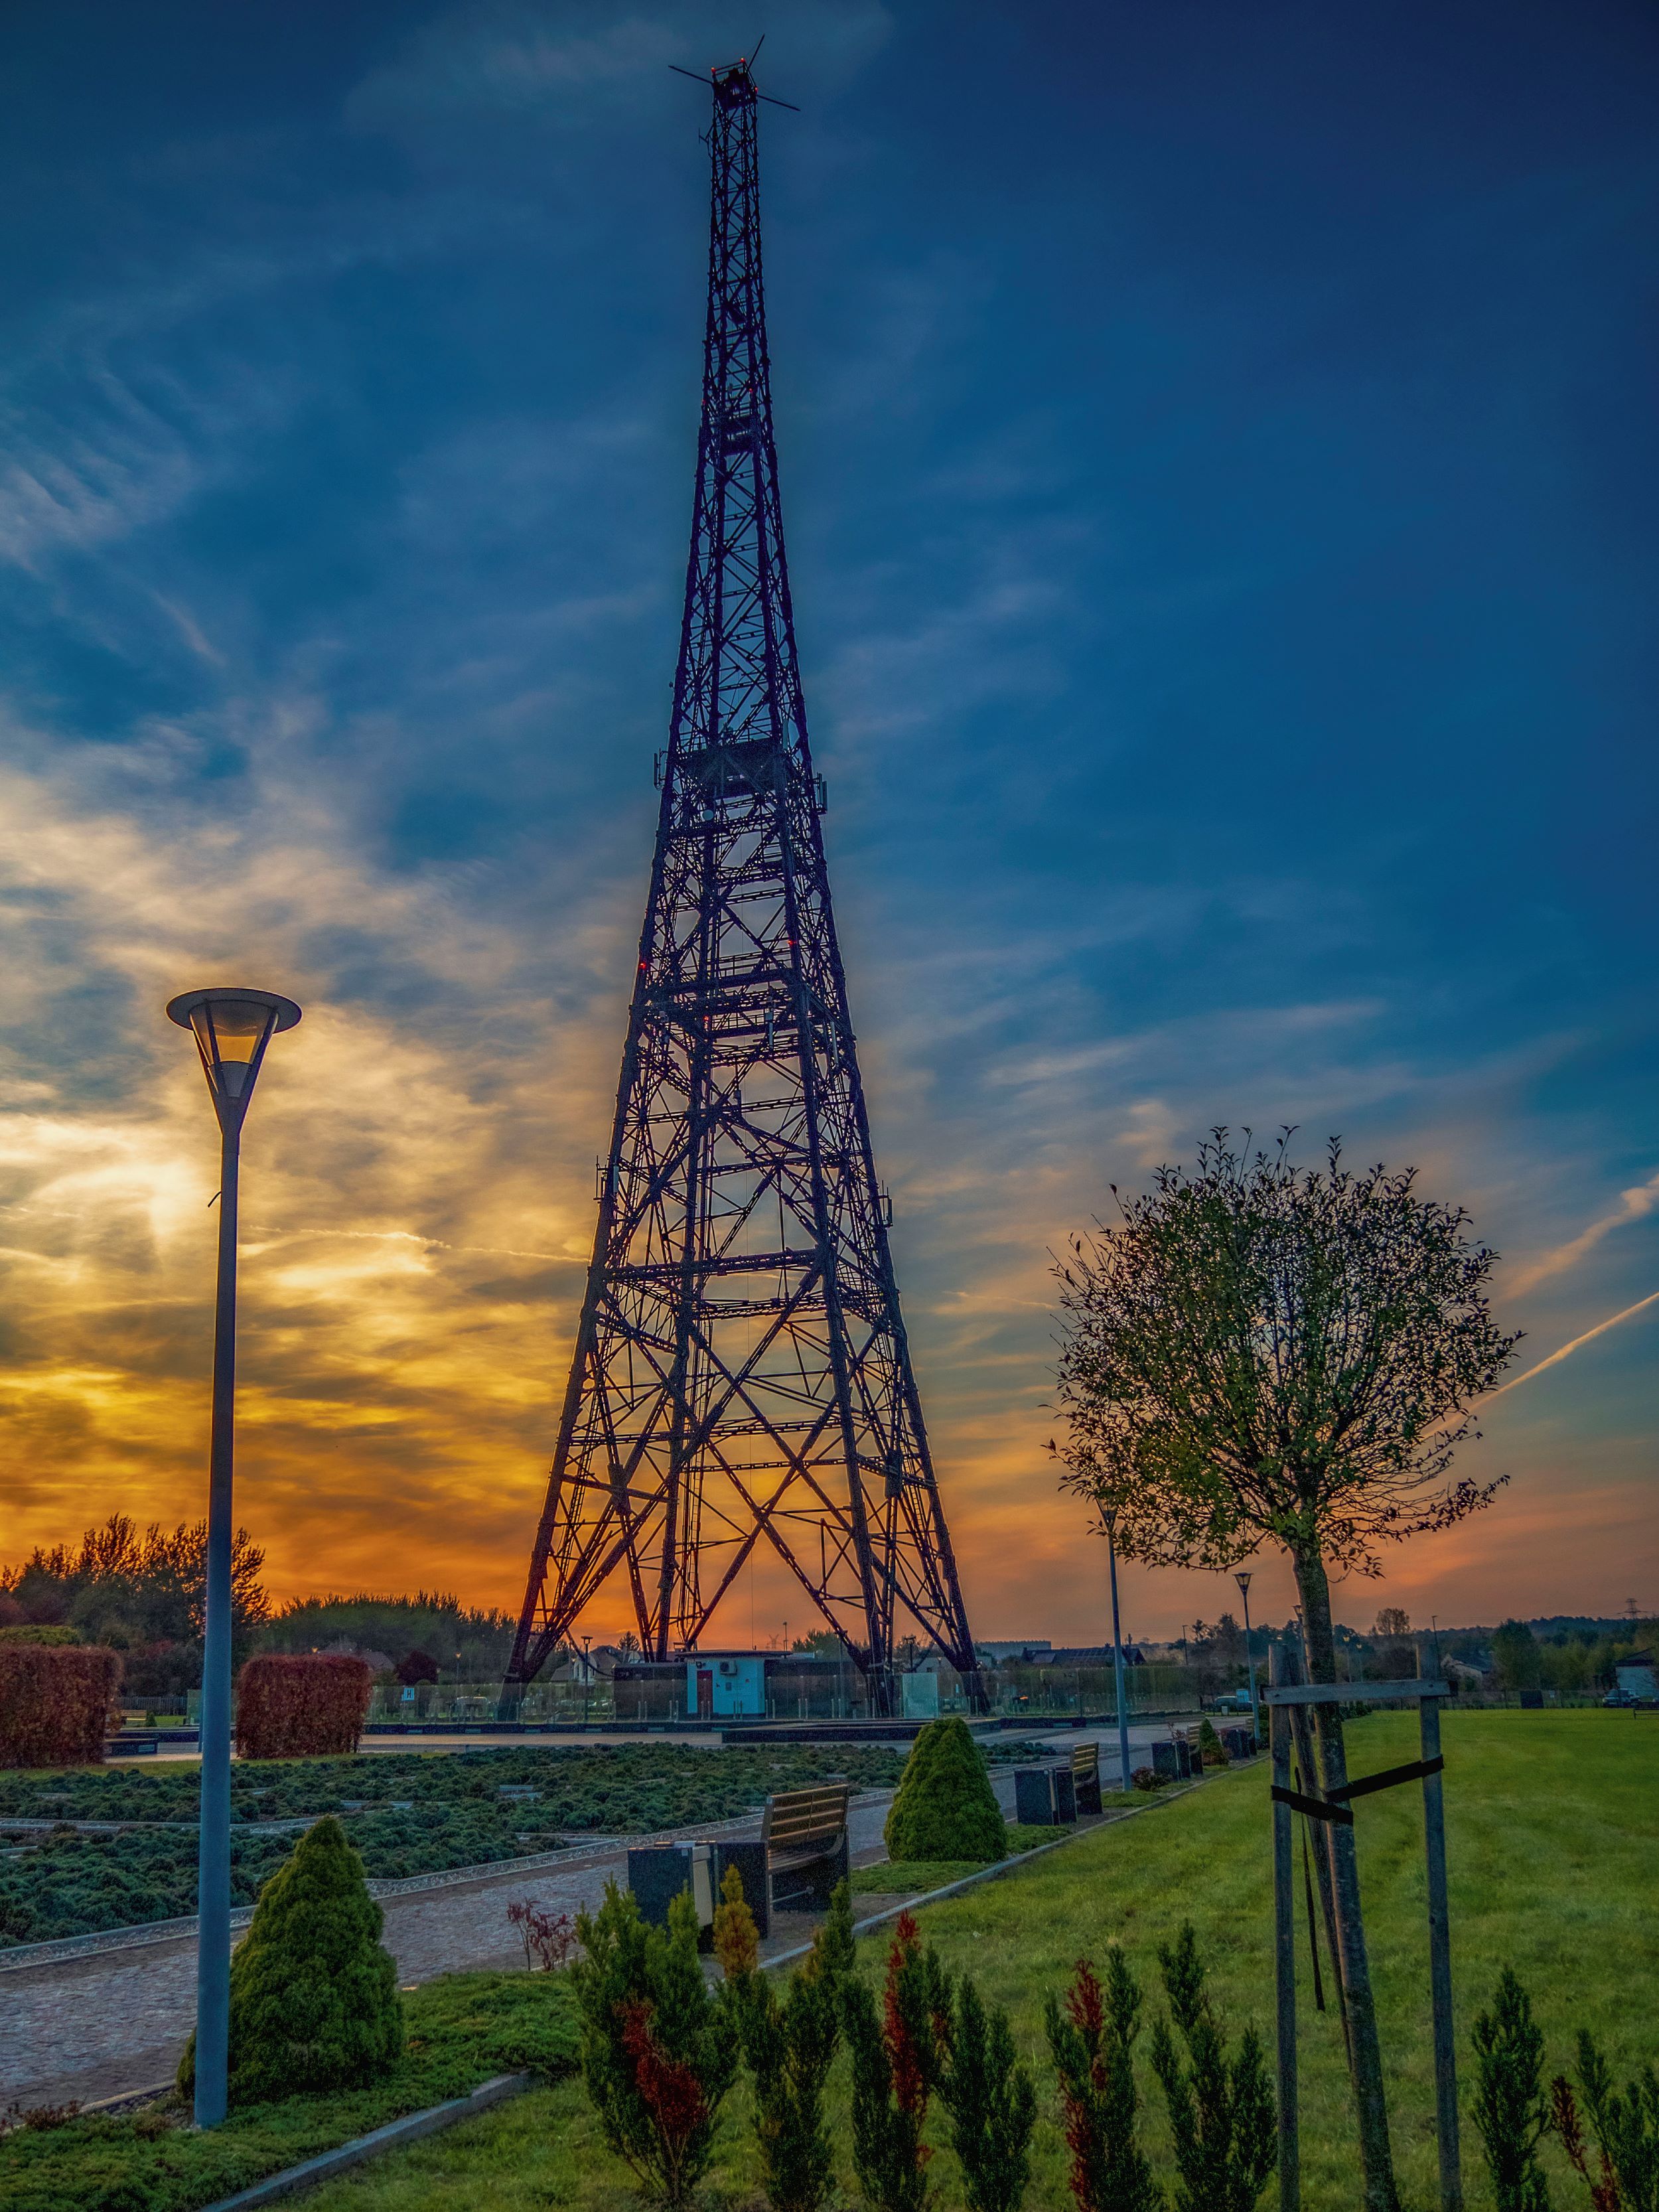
[1295,1548,1400,2212]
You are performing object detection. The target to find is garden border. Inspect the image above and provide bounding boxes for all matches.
[192,2072,534,2212]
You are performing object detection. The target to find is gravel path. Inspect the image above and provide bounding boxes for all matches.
[1,1724,1176,2109]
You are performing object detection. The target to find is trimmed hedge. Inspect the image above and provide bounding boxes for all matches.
[236,1654,370,1761]
[0,1645,119,1769]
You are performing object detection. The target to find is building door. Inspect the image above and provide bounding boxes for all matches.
[696,1667,714,1721]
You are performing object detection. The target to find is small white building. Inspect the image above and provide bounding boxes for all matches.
[1615,1650,1656,1699]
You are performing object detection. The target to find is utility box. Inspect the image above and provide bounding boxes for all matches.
[687,1653,766,1720]
[1013,1765,1076,1826]
[628,1844,716,1931]
[628,1840,770,1937]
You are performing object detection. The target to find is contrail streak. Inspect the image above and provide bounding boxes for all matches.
[1486,1289,1659,1400]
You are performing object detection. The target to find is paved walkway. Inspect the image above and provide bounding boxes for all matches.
[1,1723,1178,2109]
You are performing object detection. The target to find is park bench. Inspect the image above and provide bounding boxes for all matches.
[761,1781,851,1919]
[1072,1739,1102,1815]
[626,1781,851,1943]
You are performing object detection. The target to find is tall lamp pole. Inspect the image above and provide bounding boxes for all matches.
[1234,1570,1260,1743]
[167,986,301,2130]
[1104,1508,1133,1793]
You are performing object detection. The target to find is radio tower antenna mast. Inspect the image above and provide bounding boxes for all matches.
[504,56,981,1717]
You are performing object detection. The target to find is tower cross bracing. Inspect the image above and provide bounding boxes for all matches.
[505,58,980,1715]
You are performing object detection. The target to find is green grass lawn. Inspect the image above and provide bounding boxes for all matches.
[0,1974,577,2212]
[293,1712,1655,2212]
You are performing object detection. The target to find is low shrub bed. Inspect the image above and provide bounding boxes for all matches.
[0,1744,948,1948]
[0,1804,569,1947]
[0,1970,578,2212]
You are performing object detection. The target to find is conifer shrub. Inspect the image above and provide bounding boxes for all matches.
[1149,1922,1274,2211]
[938,1972,1038,2212]
[1471,1966,1554,2212]
[573,1879,738,2206]
[719,1868,853,2212]
[1044,1950,1160,2212]
[1196,1718,1228,1769]
[236,1655,371,1761]
[843,1909,950,2212]
[0,1645,119,1769]
[177,1815,402,2106]
[1552,2026,1659,2211]
[883,1718,1007,1864]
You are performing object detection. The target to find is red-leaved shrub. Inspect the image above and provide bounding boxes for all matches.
[0,1645,121,1768]
[236,1654,371,1761]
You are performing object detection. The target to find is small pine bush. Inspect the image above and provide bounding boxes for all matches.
[1552,2028,1659,2211]
[884,1718,1007,1864]
[1149,1923,1274,2211]
[178,1815,402,2106]
[843,1909,950,2212]
[1196,1719,1228,1769]
[939,1974,1038,2212]
[1472,1966,1553,2212]
[721,1869,853,2212]
[1045,1949,1161,2212]
[573,1879,738,2207]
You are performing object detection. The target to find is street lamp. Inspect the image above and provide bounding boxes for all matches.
[1102,1508,1133,1793]
[1234,1570,1260,1743]
[167,985,301,2130]
[582,1633,593,1730]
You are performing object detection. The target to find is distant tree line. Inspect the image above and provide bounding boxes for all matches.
[0,1516,517,1692]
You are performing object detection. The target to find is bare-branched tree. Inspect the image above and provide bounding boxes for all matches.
[1051,1128,1516,2212]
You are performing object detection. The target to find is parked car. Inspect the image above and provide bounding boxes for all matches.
[1603,1688,1637,1708]
[1212,1690,1254,1714]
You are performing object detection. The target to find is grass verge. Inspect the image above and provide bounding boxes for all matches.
[285,1713,1652,2212]
[0,1972,577,2212]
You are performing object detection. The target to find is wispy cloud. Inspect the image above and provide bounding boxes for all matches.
[1507,1170,1659,1295]
[1485,1290,1659,1401]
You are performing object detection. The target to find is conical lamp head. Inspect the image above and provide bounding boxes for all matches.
[167,986,301,1122]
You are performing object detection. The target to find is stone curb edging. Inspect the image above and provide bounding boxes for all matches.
[193,2073,534,2212]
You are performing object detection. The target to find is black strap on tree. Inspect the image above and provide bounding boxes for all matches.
[1329,1755,1443,1804]
[1271,1784,1353,1826]
[1271,1753,1445,1824]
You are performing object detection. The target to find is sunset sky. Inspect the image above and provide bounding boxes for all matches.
[2,0,1654,1650]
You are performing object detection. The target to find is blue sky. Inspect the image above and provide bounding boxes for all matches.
[1,0,1654,1642]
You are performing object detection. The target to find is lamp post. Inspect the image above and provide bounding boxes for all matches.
[582,1633,593,1730]
[1103,1508,1133,1793]
[167,986,301,2130]
[1234,1570,1260,1743]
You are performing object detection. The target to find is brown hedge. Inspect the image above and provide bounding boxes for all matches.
[0,1644,121,1767]
[236,1653,372,1761]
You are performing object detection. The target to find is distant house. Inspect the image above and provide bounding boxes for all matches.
[1615,1651,1656,1699]
[976,1640,1053,1665]
[1037,1644,1148,1668]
